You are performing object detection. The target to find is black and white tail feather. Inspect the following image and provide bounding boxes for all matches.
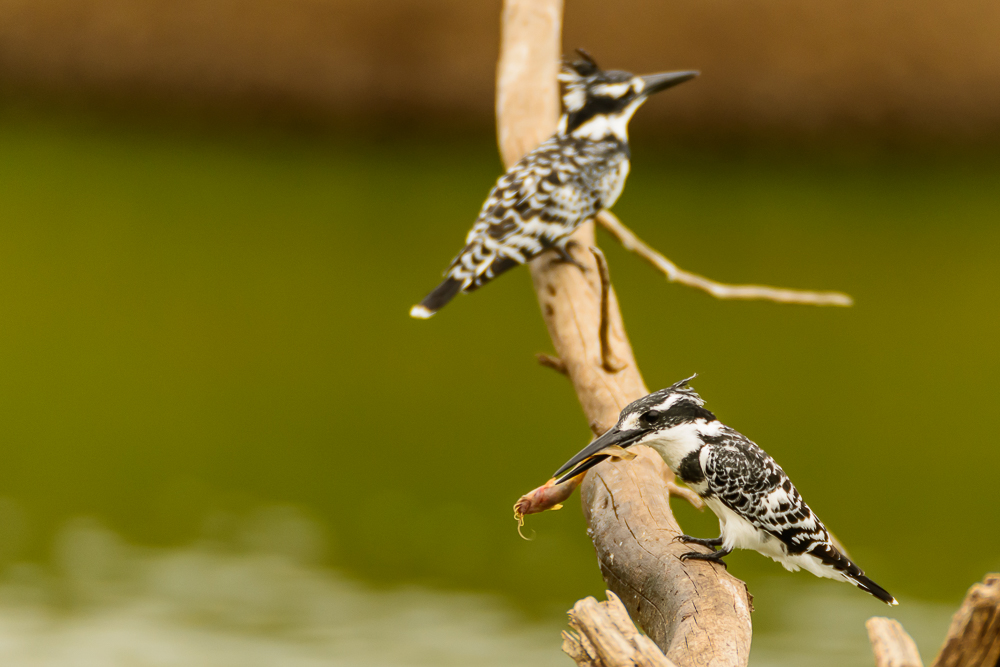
[553,376,898,605]
[410,52,697,319]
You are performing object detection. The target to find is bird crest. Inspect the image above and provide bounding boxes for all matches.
[642,374,705,411]
[668,373,699,393]
[558,49,604,113]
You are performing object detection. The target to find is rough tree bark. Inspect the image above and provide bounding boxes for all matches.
[496,1,753,665]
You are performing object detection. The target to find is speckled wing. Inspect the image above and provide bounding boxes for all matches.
[701,428,832,555]
[700,427,897,604]
[446,137,625,290]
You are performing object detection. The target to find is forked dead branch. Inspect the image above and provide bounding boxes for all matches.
[494,2,997,667]
[497,1,751,664]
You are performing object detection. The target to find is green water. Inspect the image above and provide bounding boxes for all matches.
[0,106,998,664]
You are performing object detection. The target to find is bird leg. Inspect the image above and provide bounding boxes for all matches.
[588,245,627,373]
[679,544,733,568]
[550,240,588,272]
[675,534,724,548]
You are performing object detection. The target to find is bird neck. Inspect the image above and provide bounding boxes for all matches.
[558,97,645,142]
[644,419,719,473]
[569,113,630,142]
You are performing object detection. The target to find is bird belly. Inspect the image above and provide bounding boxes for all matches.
[781,552,851,581]
[704,497,794,567]
[598,160,630,209]
[704,498,852,581]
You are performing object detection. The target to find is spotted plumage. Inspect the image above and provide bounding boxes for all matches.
[410,52,697,319]
[554,376,898,605]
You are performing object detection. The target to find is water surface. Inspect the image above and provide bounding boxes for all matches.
[0,107,997,663]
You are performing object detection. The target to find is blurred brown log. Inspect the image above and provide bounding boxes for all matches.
[930,574,1000,667]
[496,1,753,665]
[3,0,1000,140]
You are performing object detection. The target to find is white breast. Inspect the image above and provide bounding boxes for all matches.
[703,498,852,582]
[644,421,704,473]
[598,160,630,209]
[572,113,631,142]
[705,498,787,560]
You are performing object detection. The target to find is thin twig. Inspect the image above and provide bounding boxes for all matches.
[536,352,569,375]
[589,246,626,373]
[596,211,854,307]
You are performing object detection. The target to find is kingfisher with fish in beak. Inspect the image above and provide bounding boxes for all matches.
[554,376,898,605]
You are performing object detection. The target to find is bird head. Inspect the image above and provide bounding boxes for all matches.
[553,375,715,483]
[557,50,698,140]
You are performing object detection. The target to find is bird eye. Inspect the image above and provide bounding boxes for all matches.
[641,411,661,425]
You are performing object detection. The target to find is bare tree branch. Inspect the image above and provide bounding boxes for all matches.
[497,6,997,667]
[497,3,753,664]
[597,210,853,307]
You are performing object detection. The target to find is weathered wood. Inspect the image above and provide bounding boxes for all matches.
[867,617,924,667]
[931,574,1000,667]
[495,0,563,169]
[564,591,678,667]
[580,449,752,665]
[495,2,753,665]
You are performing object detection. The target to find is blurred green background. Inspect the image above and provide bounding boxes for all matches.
[0,102,997,664]
[1,1,1000,661]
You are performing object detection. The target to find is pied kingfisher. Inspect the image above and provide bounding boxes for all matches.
[410,52,697,319]
[554,376,898,605]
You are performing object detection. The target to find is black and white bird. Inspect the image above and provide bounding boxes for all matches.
[554,376,898,605]
[410,52,697,319]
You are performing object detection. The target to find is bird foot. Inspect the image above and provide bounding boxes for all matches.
[678,550,729,568]
[550,242,588,272]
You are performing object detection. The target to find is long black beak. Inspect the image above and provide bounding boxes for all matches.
[553,425,646,484]
[640,70,699,97]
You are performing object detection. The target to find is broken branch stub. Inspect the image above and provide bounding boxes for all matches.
[867,617,924,667]
[564,591,678,667]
